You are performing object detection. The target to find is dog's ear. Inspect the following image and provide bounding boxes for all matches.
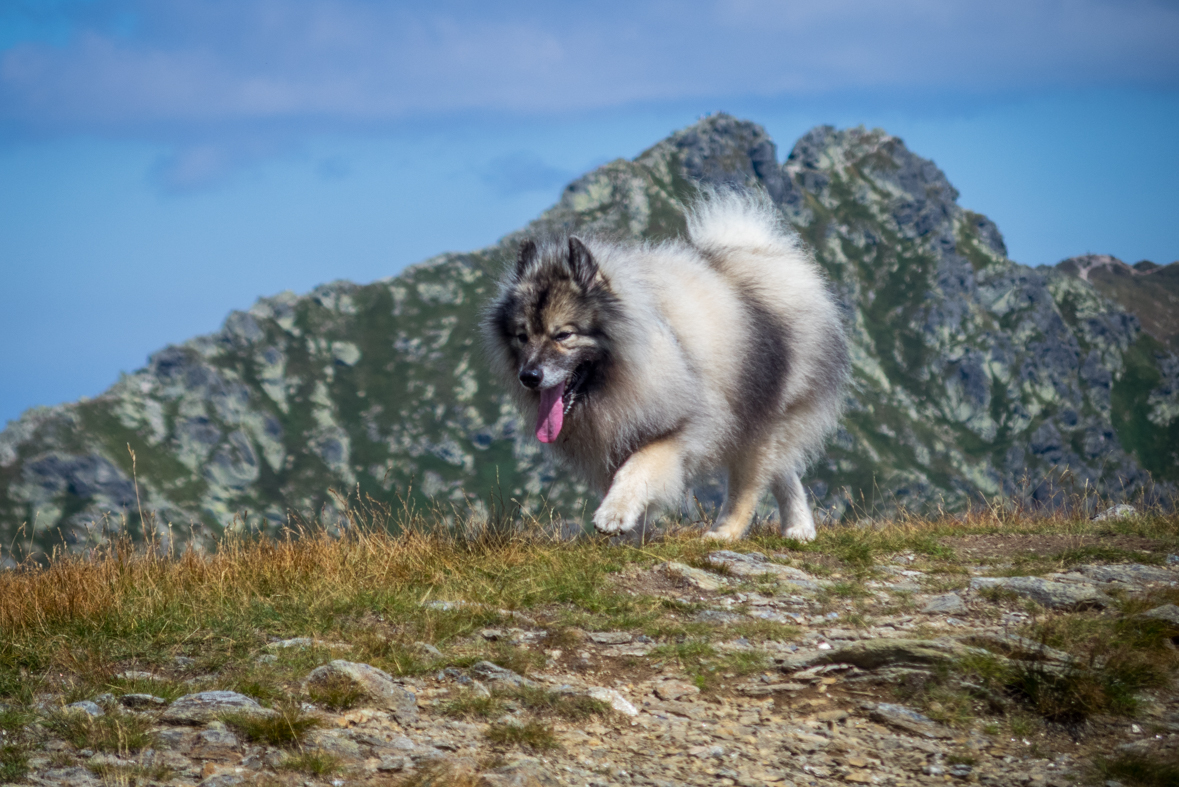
[515,239,538,278]
[567,237,600,289]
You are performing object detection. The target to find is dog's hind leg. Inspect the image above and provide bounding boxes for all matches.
[771,469,816,542]
[593,437,686,535]
[704,450,772,542]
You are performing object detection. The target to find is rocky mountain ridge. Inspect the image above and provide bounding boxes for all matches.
[2,114,1177,558]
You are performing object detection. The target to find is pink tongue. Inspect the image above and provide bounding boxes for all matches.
[536,383,566,443]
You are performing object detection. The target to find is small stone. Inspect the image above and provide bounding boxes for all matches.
[921,593,967,615]
[116,670,155,681]
[413,642,443,659]
[586,687,638,716]
[469,660,531,687]
[480,628,507,640]
[64,700,104,717]
[654,681,700,701]
[588,631,632,644]
[1094,504,1136,521]
[196,722,239,748]
[692,609,744,624]
[949,764,973,779]
[870,703,954,738]
[1141,604,1179,626]
[120,693,167,709]
[846,773,874,784]
[377,755,409,772]
[305,660,418,723]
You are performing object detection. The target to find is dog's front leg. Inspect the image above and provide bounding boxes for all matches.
[592,437,685,535]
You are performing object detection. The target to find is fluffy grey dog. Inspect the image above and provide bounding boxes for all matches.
[483,191,848,541]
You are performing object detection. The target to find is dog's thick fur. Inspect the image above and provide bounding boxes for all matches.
[483,191,848,541]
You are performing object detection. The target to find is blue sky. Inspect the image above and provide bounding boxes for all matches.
[2,0,1178,427]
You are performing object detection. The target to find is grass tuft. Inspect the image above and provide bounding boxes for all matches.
[305,672,365,711]
[45,708,155,754]
[222,702,318,747]
[484,719,558,750]
[281,749,341,776]
[1095,749,1179,787]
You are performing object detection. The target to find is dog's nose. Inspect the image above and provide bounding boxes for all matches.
[519,368,543,389]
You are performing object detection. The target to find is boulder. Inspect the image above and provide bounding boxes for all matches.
[305,660,418,724]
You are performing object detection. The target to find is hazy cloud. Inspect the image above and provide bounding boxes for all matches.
[1,0,1176,139]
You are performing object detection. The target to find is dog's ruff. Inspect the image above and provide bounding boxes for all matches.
[483,190,848,541]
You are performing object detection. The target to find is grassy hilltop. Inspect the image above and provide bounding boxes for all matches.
[2,115,1178,560]
[1,503,1178,785]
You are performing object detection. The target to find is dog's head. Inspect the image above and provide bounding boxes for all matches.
[485,236,619,443]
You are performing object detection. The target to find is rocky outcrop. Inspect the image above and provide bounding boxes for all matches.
[2,115,1176,556]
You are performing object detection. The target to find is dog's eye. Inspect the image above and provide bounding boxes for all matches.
[516,333,528,344]
[554,331,574,341]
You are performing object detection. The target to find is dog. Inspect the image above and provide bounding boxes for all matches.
[482,190,848,541]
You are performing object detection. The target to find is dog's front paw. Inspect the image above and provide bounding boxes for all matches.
[702,528,738,542]
[783,524,817,543]
[592,501,638,535]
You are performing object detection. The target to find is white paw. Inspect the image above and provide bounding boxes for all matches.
[592,503,637,535]
[783,525,816,543]
[702,529,738,542]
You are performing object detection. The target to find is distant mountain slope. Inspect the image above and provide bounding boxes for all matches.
[2,115,1176,560]
[1056,254,1179,351]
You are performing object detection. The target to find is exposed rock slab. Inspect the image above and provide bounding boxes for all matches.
[161,691,275,724]
[970,576,1111,610]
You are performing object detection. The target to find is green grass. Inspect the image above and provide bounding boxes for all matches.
[45,708,155,754]
[443,685,611,722]
[1095,750,1179,787]
[0,743,28,783]
[281,749,341,776]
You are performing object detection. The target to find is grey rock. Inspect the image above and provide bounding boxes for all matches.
[377,755,410,772]
[481,758,562,787]
[961,632,1073,663]
[664,561,727,591]
[198,775,244,787]
[1094,504,1137,521]
[305,660,418,723]
[1141,603,1179,626]
[306,729,363,760]
[63,700,104,717]
[870,703,955,738]
[469,660,531,687]
[196,722,239,748]
[693,609,745,625]
[1075,563,1175,585]
[970,576,1111,610]
[587,631,632,644]
[413,641,443,659]
[705,551,816,582]
[585,687,639,716]
[119,693,167,709]
[37,766,103,786]
[920,593,967,615]
[161,690,274,724]
[778,638,980,672]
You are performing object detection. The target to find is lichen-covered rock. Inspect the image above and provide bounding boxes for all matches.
[161,690,274,724]
[2,114,1176,558]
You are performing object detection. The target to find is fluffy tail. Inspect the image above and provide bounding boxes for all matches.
[685,188,799,257]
